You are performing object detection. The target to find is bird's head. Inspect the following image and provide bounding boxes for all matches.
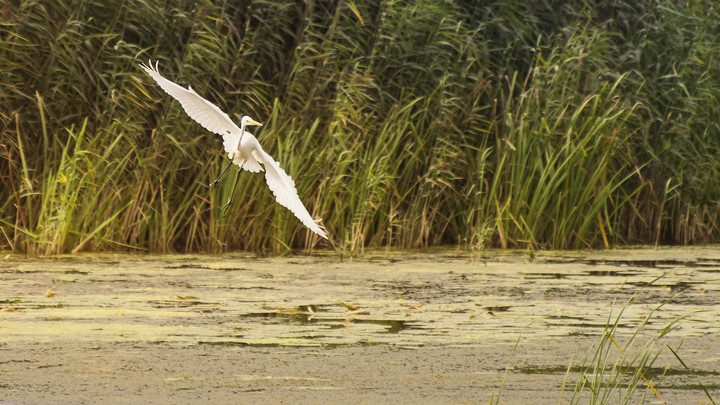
[241,116,263,128]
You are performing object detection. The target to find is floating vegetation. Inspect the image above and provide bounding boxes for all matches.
[0,249,718,402]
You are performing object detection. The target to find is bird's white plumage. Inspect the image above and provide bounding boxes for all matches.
[140,60,327,240]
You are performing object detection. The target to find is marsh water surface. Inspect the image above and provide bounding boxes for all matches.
[1,247,719,404]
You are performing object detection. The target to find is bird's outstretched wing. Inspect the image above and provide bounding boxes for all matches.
[252,148,328,239]
[141,60,327,240]
[139,60,241,143]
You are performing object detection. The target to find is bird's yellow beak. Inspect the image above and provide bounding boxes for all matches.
[248,119,263,127]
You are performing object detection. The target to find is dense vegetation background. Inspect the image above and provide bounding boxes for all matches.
[1,0,719,254]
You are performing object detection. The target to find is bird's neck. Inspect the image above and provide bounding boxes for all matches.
[235,124,246,151]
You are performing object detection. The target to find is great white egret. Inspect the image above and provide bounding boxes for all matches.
[139,60,328,240]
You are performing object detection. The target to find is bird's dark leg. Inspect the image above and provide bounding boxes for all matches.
[209,160,234,191]
[221,167,242,214]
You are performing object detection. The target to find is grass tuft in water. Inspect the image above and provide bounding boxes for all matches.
[566,275,695,404]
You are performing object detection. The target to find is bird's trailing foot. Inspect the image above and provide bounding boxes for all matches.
[221,197,232,215]
[219,169,242,215]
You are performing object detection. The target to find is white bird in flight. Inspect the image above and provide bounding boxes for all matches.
[139,60,328,240]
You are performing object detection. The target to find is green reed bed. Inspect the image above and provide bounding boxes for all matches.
[1,1,719,253]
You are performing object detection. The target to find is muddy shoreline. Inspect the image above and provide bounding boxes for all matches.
[1,247,719,404]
